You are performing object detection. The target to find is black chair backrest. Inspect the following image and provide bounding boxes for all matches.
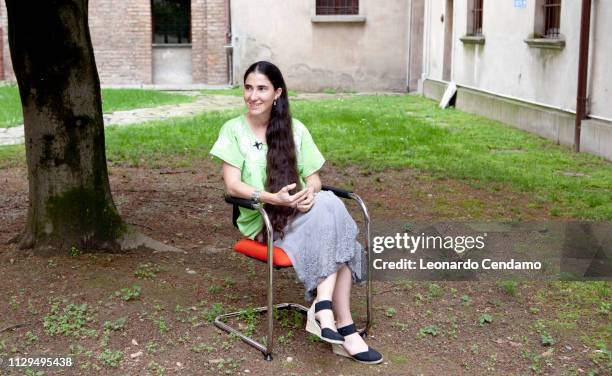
[232,204,240,228]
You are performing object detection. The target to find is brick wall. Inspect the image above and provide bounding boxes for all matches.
[0,0,229,85]
[205,0,229,84]
[89,0,152,84]
[191,0,208,83]
[193,0,228,84]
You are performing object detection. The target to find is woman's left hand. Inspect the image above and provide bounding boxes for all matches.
[296,186,315,213]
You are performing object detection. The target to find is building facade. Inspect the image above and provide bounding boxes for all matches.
[0,0,423,91]
[0,0,230,86]
[230,0,419,92]
[420,0,612,160]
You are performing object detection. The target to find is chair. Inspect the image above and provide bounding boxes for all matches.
[213,185,372,361]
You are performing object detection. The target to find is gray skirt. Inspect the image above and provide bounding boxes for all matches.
[270,190,365,301]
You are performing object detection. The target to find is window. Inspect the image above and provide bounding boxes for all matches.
[461,0,484,44]
[525,0,564,48]
[316,0,359,15]
[152,0,191,44]
[468,0,483,36]
[542,0,561,38]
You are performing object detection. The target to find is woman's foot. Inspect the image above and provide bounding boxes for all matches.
[305,300,344,344]
[332,323,383,364]
[341,329,369,355]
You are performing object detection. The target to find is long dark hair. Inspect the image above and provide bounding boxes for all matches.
[244,61,300,240]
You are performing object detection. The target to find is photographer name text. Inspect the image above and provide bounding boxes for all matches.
[373,258,542,270]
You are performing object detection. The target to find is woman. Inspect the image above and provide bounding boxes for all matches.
[210,61,383,364]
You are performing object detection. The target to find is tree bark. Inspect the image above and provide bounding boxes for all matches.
[6,0,126,255]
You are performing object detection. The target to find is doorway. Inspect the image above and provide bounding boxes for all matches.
[151,0,193,84]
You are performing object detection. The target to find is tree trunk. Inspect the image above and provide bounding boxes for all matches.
[5,0,126,255]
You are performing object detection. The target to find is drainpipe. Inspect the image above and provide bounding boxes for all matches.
[420,0,431,92]
[225,0,233,86]
[0,27,4,80]
[574,0,592,152]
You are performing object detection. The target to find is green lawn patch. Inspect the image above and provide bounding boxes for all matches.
[0,144,24,168]
[104,110,240,168]
[294,96,612,220]
[0,84,22,128]
[533,281,610,353]
[0,85,196,128]
[100,88,196,113]
[1,94,611,219]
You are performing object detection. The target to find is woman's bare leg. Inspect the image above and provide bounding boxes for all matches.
[313,271,337,330]
[332,264,368,354]
[331,265,353,326]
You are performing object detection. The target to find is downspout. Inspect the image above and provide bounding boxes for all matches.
[574,0,592,152]
[420,0,431,92]
[406,0,412,91]
[225,0,233,86]
[0,27,4,80]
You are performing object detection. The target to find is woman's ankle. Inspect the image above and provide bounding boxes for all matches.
[313,297,331,306]
[335,318,354,328]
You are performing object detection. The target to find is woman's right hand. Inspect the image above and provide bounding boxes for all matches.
[273,183,308,207]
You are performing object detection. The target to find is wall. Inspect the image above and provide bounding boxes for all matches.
[588,1,612,119]
[89,0,152,84]
[1,1,12,81]
[421,0,612,161]
[153,46,193,84]
[192,0,229,85]
[424,0,612,120]
[408,0,425,91]
[1,0,229,86]
[0,1,151,84]
[231,0,410,92]
[454,0,580,112]
[0,4,3,81]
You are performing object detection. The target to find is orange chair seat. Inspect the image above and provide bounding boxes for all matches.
[234,239,293,268]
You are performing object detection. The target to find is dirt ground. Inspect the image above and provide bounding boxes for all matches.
[0,159,609,375]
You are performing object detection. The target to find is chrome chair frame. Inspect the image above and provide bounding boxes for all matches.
[214,185,372,361]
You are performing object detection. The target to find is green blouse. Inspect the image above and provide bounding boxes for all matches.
[210,114,326,239]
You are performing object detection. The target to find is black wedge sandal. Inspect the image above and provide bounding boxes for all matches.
[305,300,344,345]
[332,323,383,364]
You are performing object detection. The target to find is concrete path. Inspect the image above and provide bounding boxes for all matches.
[0,92,400,146]
[102,94,244,127]
[0,127,24,147]
[0,94,244,146]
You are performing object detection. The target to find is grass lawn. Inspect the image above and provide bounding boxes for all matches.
[1,94,611,220]
[0,85,197,128]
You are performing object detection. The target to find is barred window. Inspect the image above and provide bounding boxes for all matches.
[316,0,359,15]
[469,0,483,36]
[152,0,191,44]
[543,0,561,38]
